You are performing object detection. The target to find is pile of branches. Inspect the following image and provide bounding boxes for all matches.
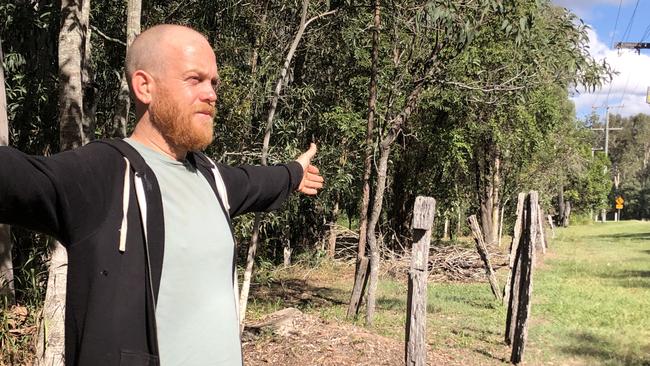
[428,244,509,282]
[384,242,510,283]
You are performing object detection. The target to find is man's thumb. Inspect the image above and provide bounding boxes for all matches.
[304,143,317,160]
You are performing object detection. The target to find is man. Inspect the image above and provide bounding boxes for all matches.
[0,24,323,365]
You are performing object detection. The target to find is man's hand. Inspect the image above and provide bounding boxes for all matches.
[295,143,324,195]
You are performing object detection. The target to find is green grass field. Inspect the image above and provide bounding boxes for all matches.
[528,221,650,365]
[248,220,650,365]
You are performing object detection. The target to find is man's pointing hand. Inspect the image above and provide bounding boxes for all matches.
[296,143,324,195]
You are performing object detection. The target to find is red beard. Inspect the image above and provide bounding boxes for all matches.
[149,89,215,152]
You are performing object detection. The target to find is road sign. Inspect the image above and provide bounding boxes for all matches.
[615,196,624,209]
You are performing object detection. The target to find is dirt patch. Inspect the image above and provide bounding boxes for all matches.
[242,309,464,366]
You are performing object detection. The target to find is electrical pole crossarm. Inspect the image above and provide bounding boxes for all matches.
[615,42,650,54]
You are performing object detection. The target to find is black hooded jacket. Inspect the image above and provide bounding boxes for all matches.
[0,139,303,365]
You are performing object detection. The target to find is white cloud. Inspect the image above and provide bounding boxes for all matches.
[551,0,633,19]
[571,28,650,118]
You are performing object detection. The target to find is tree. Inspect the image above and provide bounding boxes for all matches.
[238,0,336,329]
[36,1,92,364]
[363,0,510,325]
[112,0,141,138]
[347,0,380,319]
[0,35,14,302]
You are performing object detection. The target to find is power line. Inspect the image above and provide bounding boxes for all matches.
[640,22,650,43]
[594,0,624,109]
[609,0,624,48]
[620,0,640,42]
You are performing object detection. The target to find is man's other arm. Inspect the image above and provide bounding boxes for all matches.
[218,144,323,217]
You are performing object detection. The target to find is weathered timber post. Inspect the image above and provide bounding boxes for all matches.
[537,206,546,254]
[504,191,538,363]
[467,215,502,302]
[503,193,526,306]
[546,215,555,239]
[510,191,538,364]
[405,196,436,366]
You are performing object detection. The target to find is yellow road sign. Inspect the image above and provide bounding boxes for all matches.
[615,196,624,205]
[616,204,623,209]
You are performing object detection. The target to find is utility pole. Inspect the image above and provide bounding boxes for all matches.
[591,105,623,222]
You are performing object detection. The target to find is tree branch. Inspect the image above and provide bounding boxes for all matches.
[90,25,126,47]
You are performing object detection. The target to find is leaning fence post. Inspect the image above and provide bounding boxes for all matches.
[546,215,555,239]
[506,191,538,364]
[467,215,502,302]
[504,192,526,307]
[405,196,436,366]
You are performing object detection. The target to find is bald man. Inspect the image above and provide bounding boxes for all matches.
[0,24,323,365]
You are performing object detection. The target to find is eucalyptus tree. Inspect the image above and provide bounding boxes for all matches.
[112,0,141,137]
[36,1,93,364]
[418,1,610,245]
[0,36,14,302]
[238,0,337,329]
[361,0,529,325]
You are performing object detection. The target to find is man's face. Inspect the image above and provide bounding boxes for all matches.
[149,35,219,152]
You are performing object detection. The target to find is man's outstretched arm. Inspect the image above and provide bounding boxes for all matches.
[0,146,63,240]
[217,143,324,217]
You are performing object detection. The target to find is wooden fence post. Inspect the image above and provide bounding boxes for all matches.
[405,196,436,366]
[467,215,502,302]
[537,206,547,254]
[546,215,555,239]
[505,191,538,364]
[503,193,526,306]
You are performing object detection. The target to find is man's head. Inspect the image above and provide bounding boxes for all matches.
[127,24,219,152]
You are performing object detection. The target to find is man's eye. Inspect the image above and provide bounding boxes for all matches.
[188,76,200,84]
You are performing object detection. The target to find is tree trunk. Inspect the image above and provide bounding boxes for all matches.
[112,0,141,137]
[37,1,90,363]
[349,0,380,317]
[443,218,449,240]
[557,185,565,226]
[80,0,95,142]
[58,0,89,150]
[563,201,571,227]
[0,36,13,301]
[239,0,336,331]
[498,201,506,247]
[477,144,500,246]
[35,242,68,366]
[283,240,292,268]
[366,140,391,325]
[364,38,437,325]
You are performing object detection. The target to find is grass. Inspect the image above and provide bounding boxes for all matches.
[247,220,650,365]
[529,221,650,366]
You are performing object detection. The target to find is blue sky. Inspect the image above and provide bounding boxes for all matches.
[551,0,650,119]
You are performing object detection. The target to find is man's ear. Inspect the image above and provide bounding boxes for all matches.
[131,70,155,105]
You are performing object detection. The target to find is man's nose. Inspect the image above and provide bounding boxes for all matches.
[200,82,217,103]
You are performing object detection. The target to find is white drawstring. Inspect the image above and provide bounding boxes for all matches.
[119,158,131,253]
[134,175,149,244]
[204,156,230,214]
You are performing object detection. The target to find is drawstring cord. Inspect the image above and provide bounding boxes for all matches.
[119,158,131,253]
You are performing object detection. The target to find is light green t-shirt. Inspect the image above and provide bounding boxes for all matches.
[126,139,241,366]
